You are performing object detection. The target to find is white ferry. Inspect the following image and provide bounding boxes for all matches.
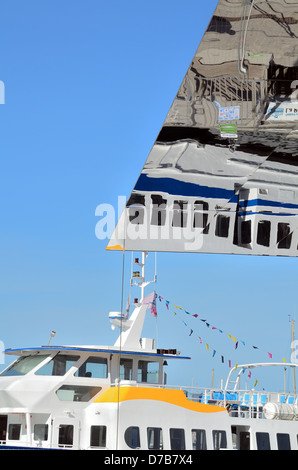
[0,253,298,451]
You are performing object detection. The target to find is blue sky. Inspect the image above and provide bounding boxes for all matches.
[0,0,297,392]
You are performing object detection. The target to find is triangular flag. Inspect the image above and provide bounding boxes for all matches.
[173,304,182,310]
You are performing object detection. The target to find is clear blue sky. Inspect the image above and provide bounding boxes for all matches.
[0,0,297,392]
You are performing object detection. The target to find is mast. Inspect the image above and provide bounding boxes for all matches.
[110,252,157,350]
[290,316,296,394]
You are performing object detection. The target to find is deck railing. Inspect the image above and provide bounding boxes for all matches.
[112,381,298,420]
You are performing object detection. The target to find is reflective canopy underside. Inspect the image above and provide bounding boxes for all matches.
[108,0,298,256]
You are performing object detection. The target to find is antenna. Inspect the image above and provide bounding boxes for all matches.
[47,331,56,346]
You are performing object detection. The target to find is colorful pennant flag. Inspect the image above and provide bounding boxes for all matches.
[155,292,278,364]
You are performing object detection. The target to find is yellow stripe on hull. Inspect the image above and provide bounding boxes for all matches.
[94,387,226,414]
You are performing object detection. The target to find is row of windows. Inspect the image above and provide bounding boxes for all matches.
[4,423,297,450]
[1,355,108,379]
[128,196,296,249]
[125,427,297,451]
[240,219,294,249]
[128,197,209,230]
[256,432,291,451]
[1,355,160,383]
[124,426,226,451]
[5,423,106,448]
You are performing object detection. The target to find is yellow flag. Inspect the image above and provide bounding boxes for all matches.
[206,344,209,351]
[173,304,182,310]
[254,380,258,387]
[282,358,286,363]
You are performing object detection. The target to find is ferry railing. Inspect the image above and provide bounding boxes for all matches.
[112,382,298,420]
[179,387,298,419]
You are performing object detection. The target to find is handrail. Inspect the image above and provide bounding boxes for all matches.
[225,363,298,391]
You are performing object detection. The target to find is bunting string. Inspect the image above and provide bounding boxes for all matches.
[154,293,275,364]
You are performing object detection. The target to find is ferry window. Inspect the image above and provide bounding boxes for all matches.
[147,427,163,450]
[215,215,230,238]
[8,424,21,440]
[58,424,73,447]
[151,195,167,226]
[257,220,271,247]
[120,358,133,380]
[128,207,144,225]
[75,356,108,378]
[137,361,159,383]
[172,200,188,228]
[256,432,270,450]
[1,354,49,376]
[34,424,48,441]
[241,220,251,244]
[35,354,79,376]
[127,193,145,225]
[0,416,7,441]
[213,430,227,450]
[170,428,185,450]
[193,200,209,233]
[124,426,140,449]
[90,425,106,448]
[277,433,291,450]
[192,429,207,450]
[277,223,292,249]
[56,385,102,402]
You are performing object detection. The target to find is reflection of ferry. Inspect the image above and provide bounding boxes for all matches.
[119,138,298,256]
[1,252,298,451]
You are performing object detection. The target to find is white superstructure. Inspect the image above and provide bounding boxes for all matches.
[0,252,298,451]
